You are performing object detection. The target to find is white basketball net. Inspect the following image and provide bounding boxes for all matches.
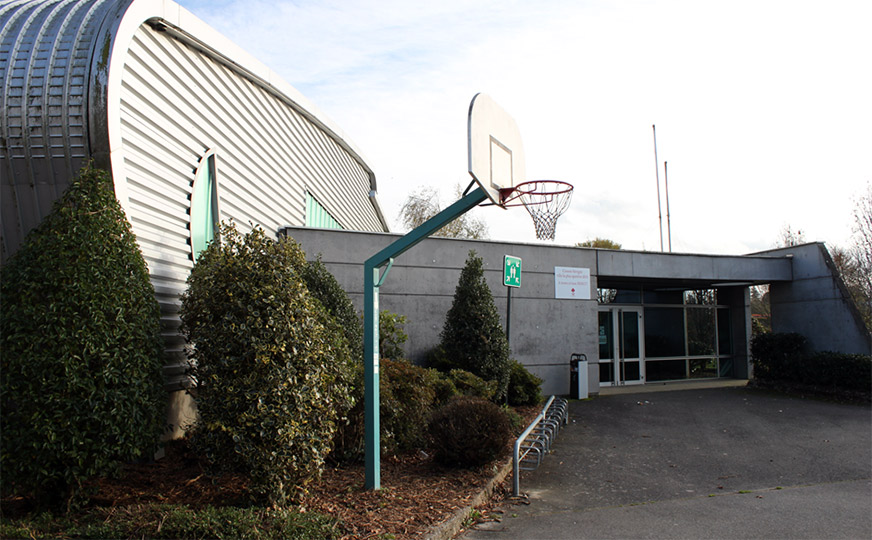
[516,181,573,240]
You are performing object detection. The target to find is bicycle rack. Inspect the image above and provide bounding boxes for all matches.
[513,395,569,496]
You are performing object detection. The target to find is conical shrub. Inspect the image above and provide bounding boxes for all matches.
[439,251,511,401]
[0,166,165,510]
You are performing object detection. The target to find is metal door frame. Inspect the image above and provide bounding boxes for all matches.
[598,307,645,386]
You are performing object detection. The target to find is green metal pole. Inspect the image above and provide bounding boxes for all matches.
[363,265,380,489]
[364,187,488,490]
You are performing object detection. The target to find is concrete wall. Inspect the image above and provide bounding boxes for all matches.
[293,228,598,396]
[763,243,871,355]
[289,228,798,396]
[720,286,752,378]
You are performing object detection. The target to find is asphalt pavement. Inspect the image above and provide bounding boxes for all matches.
[461,384,872,539]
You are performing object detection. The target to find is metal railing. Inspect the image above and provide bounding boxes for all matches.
[512,396,569,496]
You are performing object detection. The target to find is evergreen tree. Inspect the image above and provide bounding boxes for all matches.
[439,251,511,401]
[1,166,165,510]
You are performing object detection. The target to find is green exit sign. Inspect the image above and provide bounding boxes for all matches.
[504,255,522,287]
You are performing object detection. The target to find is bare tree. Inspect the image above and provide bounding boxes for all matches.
[849,183,872,329]
[776,224,806,247]
[399,184,488,239]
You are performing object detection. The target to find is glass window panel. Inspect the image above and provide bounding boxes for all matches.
[599,362,614,384]
[717,308,732,355]
[687,307,716,356]
[598,311,613,360]
[614,288,641,303]
[643,289,684,304]
[644,307,685,357]
[623,361,641,381]
[689,358,718,378]
[646,359,687,381]
[684,289,717,305]
[621,311,640,359]
[718,357,734,377]
[598,289,617,304]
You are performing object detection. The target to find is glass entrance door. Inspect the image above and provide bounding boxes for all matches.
[598,308,644,386]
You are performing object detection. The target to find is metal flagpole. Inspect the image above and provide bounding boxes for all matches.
[664,160,672,252]
[653,125,664,252]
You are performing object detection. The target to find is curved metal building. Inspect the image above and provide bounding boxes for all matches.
[2,0,389,430]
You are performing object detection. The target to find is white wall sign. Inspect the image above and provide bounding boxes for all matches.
[555,266,591,300]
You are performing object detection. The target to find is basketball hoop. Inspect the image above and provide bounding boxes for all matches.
[499,180,573,240]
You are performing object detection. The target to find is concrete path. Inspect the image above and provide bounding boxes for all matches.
[461,385,872,539]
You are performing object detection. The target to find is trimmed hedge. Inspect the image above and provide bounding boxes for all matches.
[428,396,512,467]
[0,166,166,510]
[751,332,871,393]
[750,332,809,383]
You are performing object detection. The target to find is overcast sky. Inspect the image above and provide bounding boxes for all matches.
[179,0,870,254]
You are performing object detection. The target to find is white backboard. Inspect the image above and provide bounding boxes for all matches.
[468,93,526,206]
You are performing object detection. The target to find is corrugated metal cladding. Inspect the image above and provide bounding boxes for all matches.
[120,23,384,387]
[0,0,123,262]
[3,0,390,390]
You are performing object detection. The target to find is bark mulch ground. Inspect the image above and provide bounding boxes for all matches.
[1,407,540,539]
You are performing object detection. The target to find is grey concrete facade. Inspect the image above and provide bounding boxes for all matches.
[284,227,863,397]
[760,244,871,355]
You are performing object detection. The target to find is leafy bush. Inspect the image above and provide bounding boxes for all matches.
[430,371,459,406]
[501,404,524,434]
[447,369,497,401]
[301,255,363,362]
[379,310,408,360]
[329,363,366,464]
[428,396,512,467]
[380,359,440,454]
[179,223,355,505]
[750,332,809,383]
[0,166,165,510]
[507,360,543,406]
[332,358,448,461]
[439,251,511,401]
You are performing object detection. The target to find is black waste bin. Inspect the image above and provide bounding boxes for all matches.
[569,353,587,399]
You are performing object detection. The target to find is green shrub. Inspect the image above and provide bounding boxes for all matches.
[301,255,363,362]
[428,396,512,467]
[750,332,809,383]
[795,351,871,393]
[332,358,447,461]
[751,333,871,394]
[501,404,524,434]
[439,251,511,401]
[380,359,440,454]
[379,310,408,360]
[330,363,366,464]
[430,371,459,406]
[179,223,355,505]
[507,360,543,406]
[447,369,498,400]
[0,166,165,510]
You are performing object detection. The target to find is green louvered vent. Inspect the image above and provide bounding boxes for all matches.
[306,193,343,229]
